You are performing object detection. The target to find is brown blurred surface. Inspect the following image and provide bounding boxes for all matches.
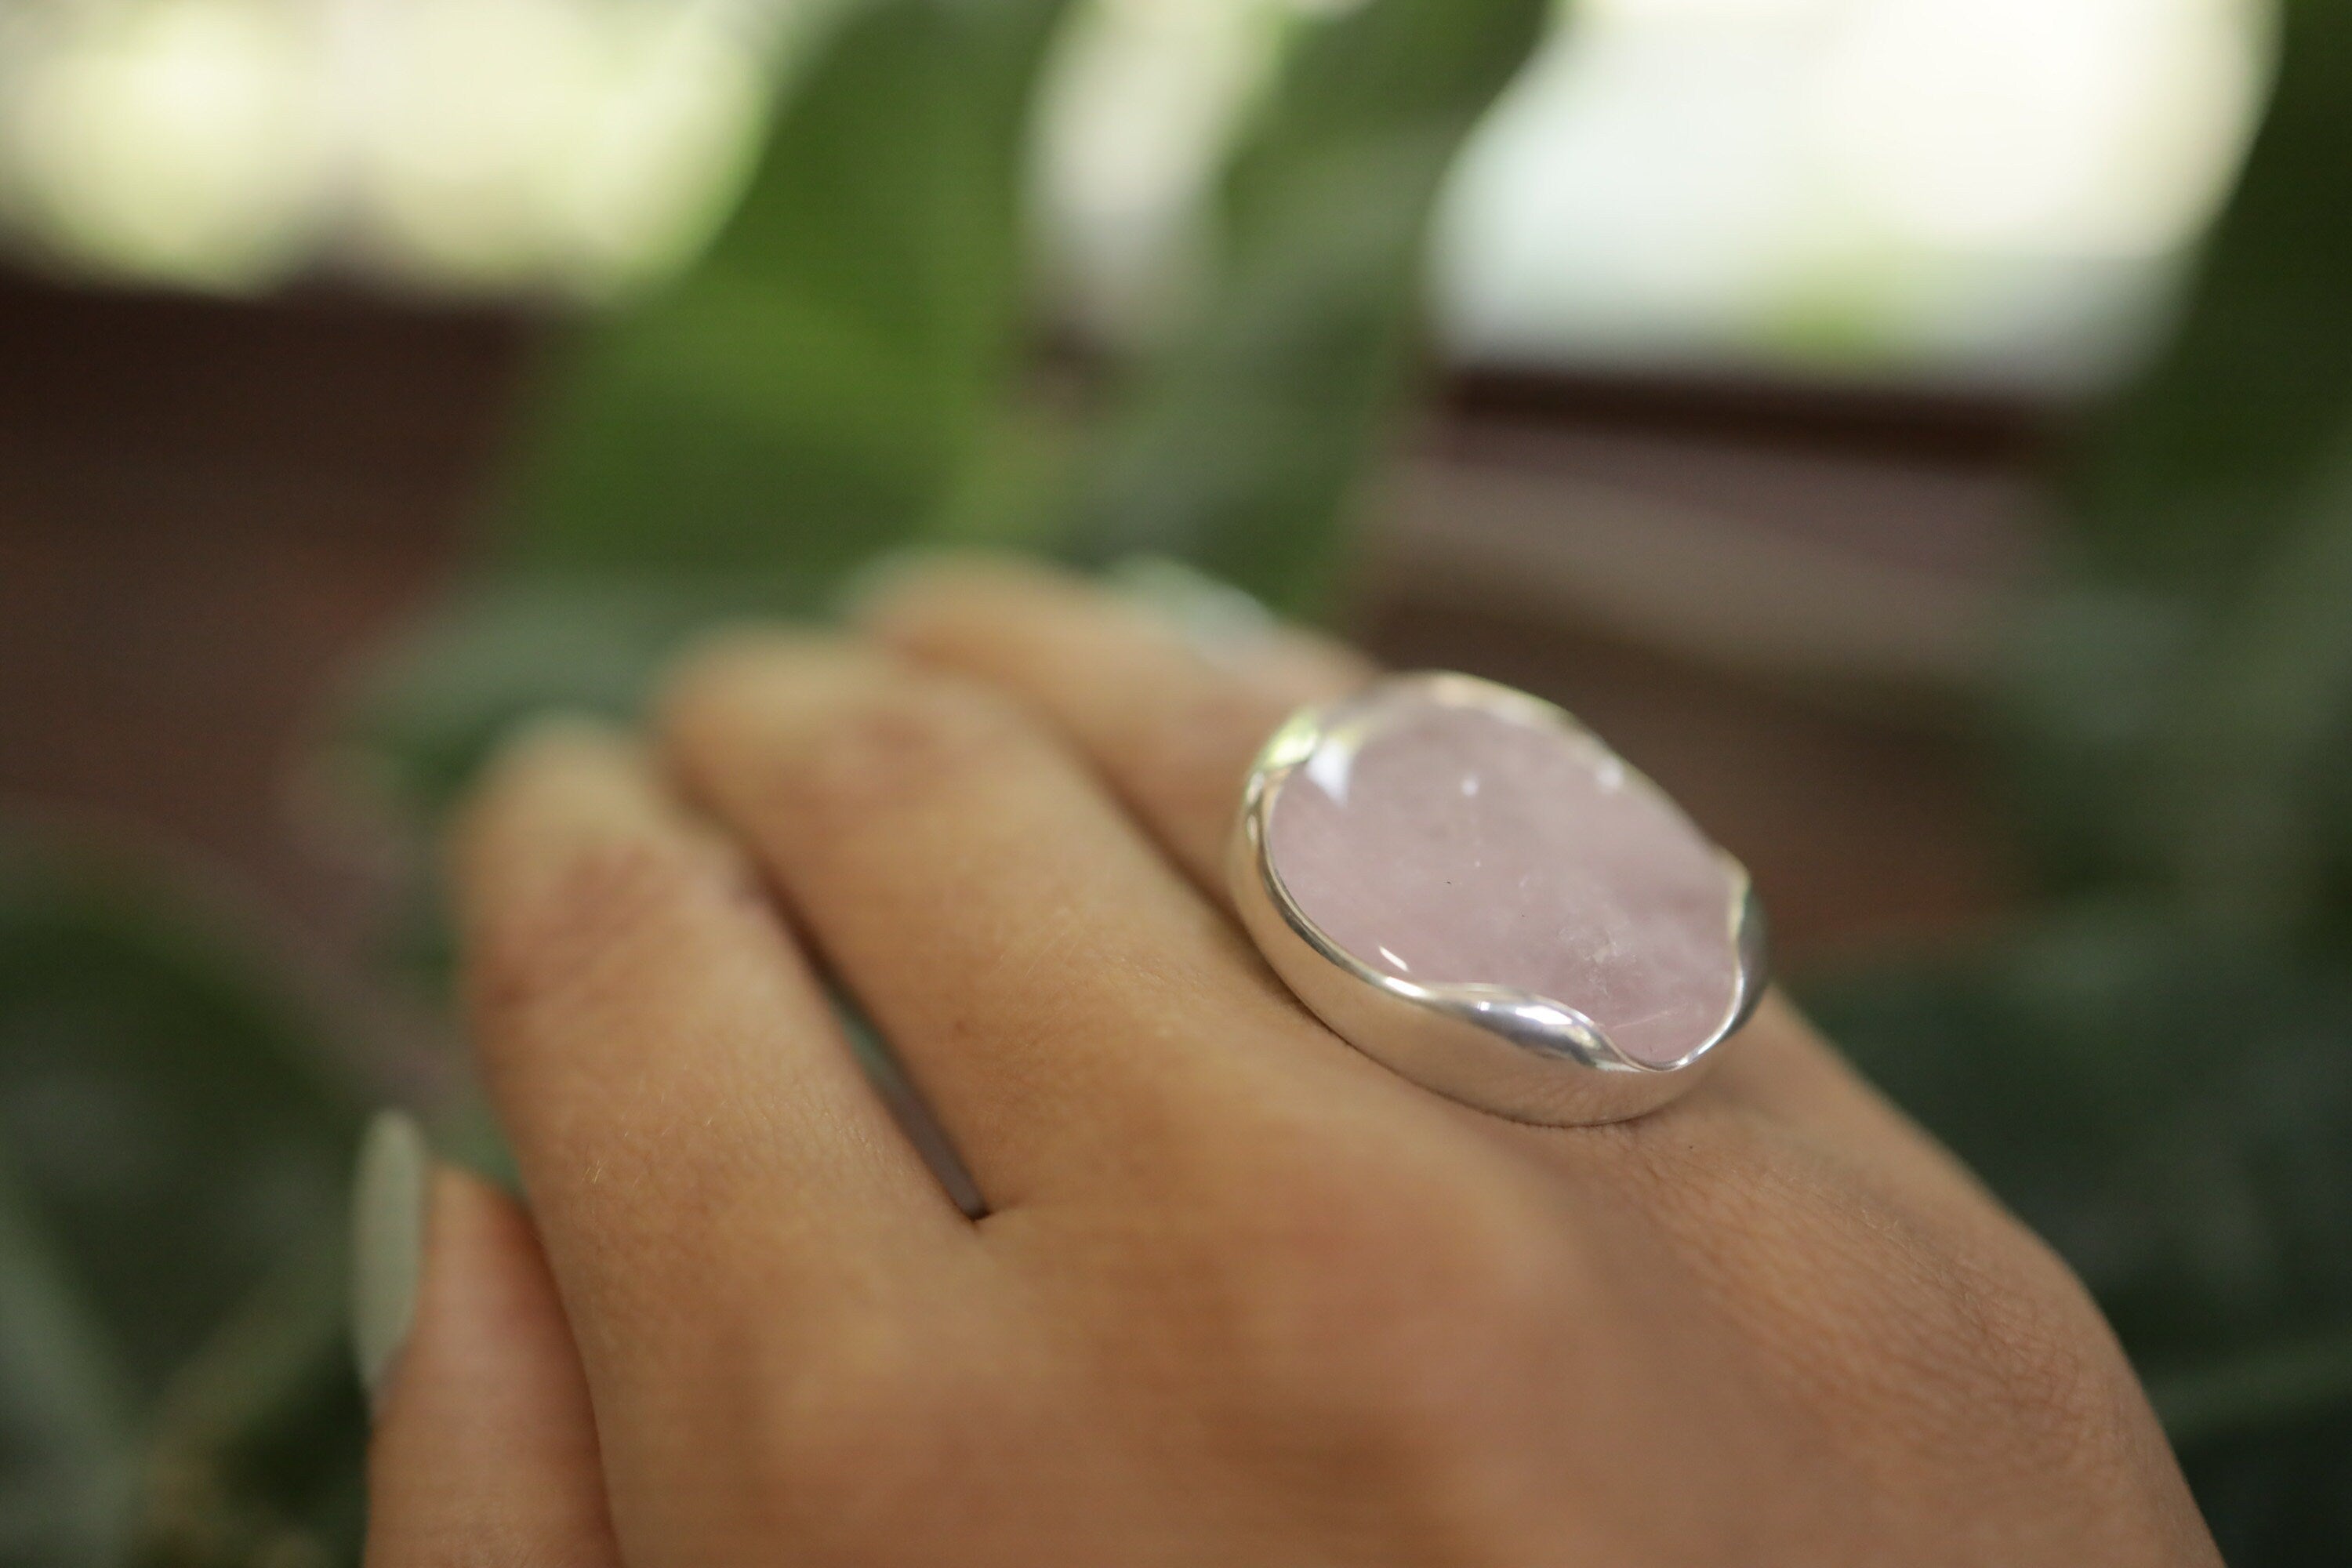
[0,270,2030,970]
[0,273,533,927]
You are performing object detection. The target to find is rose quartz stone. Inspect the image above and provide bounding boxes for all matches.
[1265,687,1744,1069]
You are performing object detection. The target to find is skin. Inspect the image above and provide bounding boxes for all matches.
[364,558,2222,1567]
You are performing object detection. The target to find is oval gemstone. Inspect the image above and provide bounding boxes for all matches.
[1263,681,1747,1069]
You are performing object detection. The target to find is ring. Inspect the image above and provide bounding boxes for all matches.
[1229,672,1767,1126]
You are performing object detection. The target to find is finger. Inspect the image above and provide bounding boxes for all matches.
[859,556,1370,894]
[660,635,1371,1210]
[365,1166,620,1568]
[452,722,967,1479]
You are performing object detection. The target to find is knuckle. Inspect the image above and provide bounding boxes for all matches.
[469,831,706,1029]
[1653,1132,2130,1462]
[1140,684,1287,817]
[782,677,1038,826]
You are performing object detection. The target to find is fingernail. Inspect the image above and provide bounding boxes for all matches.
[350,1109,431,1409]
[1107,555,1276,664]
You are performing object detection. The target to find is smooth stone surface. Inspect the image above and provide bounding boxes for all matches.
[1265,686,1744,1069]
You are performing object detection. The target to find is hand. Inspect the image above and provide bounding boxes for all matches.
[361,559,2220,1566]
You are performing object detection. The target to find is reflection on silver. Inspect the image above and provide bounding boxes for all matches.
[1228,673,1769,1128]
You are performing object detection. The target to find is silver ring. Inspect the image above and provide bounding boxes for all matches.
[1229,672,1767,1126]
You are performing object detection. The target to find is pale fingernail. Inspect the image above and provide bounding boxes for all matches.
[1108,555,1278,664]
[350,1109,431,1410]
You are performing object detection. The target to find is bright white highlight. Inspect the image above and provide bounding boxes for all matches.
[4,0,328,289]
[1814,0,2263,255]
[1430,0,2270,388]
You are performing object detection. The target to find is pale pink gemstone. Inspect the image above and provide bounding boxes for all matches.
[1265,687,1744,1069]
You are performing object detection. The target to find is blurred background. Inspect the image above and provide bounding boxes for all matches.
[2,0,2347,1563]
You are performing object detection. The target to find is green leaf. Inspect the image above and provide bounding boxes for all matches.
[129,1218,368,1568]
[2150,441,2352,932]
[1063,0,1549,614]
[2064,0,2352,601]
[2169,1399,2352,1568]
[0,831,372,1566]
[0,1159,136,1567]
[500,0,1076,580]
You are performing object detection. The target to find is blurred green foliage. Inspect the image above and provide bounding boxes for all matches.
[1065,0,1547,610]
[2016,0,2352,932]
[1809,3,2352,1561]
[506,0,1071,579]
[0,837,367,1566]
[341,0,1084,825]
[5,0,2352,1562]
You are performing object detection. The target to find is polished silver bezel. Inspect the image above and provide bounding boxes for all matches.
[1229,672,1768,1127]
